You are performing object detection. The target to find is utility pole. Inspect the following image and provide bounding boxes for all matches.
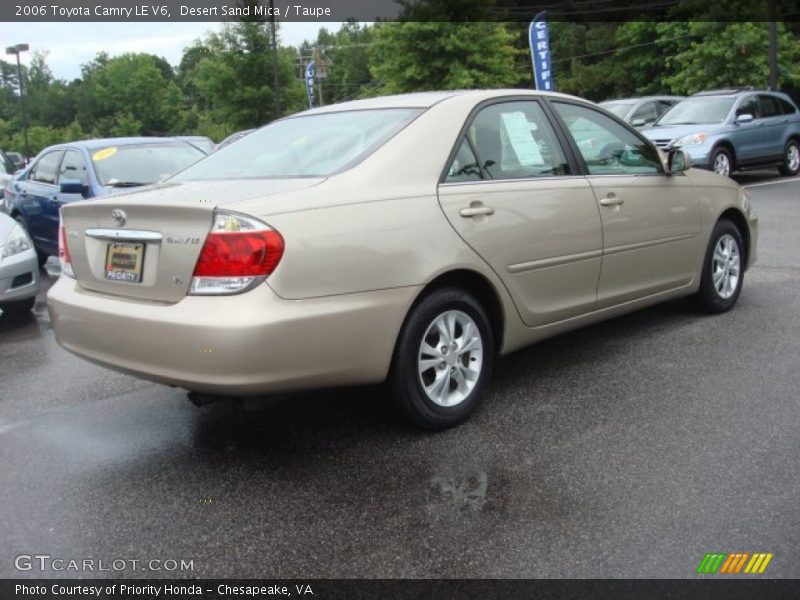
[5,43,30,161]
[768,0,778,90]
[314,46,324,106]
[268,0,281,118]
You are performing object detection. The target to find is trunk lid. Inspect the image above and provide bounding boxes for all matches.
[62,200,214,303]
[61,178,324,303]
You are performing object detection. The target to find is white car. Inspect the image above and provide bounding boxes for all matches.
[0,212,40,315]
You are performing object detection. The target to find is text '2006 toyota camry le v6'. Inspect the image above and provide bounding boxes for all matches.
[47,90,758,429]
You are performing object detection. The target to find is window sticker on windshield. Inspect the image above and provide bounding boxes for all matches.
[500,112,545,166]
[92,147,118,161]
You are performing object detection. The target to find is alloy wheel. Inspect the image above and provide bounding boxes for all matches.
[787,144,800,173]
[418,309,483,407]
[712,233,740,299]
[713,152,731,177]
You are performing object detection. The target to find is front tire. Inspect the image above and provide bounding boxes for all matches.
[389,288,494,430]
[711,147,733,177]
[690,219,744,314]
[778,139,800,176]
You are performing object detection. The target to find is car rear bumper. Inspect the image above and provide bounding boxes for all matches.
[0,248,40,304]
[47,278,420,395]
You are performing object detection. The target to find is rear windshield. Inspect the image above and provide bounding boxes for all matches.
[600,102,634,118]
[92,143,206,187]
[173,108,421,180]
[657,98,735,125]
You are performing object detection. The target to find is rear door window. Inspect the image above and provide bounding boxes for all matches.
[778,97,797,114]
[758,95,781,118]
[465,101,570,180]
[445,139,483,183]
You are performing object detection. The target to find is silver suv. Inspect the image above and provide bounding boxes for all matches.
[643,89,800,177]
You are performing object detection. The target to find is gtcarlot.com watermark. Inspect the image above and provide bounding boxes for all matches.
[15,554,194,573]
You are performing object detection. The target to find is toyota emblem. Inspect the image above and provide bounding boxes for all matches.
[111,209,127,227]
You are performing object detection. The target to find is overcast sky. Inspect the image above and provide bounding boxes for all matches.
[0,22,328,80]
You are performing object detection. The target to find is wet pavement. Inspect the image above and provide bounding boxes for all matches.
[1,173,799,578]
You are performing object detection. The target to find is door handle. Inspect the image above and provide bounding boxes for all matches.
[460,204,495,218]
[599,194,624,207]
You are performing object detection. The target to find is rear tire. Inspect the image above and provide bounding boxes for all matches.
[778,139,800,176]
[0,296,35,316]
[389,288,494,430]
[690,219,744,314]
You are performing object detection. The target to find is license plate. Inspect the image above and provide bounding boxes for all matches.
[104,242,145,283]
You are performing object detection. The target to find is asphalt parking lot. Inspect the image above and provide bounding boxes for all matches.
[1,172,799,579]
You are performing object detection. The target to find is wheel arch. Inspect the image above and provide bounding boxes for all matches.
[717,207,750,267]
[712,140,737,167]
[401,269,506,355]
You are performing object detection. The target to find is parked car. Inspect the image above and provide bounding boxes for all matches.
[642,89,800,177]
[48,90,758,429]
[6,151,25,171]
[217,129,255,150]
[0,150,17,200]
[600,96,684,127]
[6,137,207,266]
[0,211,40,315]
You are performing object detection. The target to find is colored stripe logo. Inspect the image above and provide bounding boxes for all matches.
[697,552,773,574]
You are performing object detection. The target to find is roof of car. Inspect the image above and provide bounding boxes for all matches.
[601,96,685,103]
[50,137,199,151]
[691,88,764,97]
[297,89,582,116]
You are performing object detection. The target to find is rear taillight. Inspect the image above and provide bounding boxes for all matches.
[58,217,74,278]
[190,211,284,295]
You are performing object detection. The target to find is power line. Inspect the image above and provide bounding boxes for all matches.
[491,0,681,15]
[552,33,696,63]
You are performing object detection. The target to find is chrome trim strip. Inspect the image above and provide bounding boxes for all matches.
[439,175,576,187]
[603,234,698,256]
[506,234,698,274]
[507,249,602,273]
[85,228,162,241]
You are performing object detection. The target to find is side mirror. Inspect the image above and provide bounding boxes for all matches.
[736,113,754,124]
[668,149,693,174]
[631,118,646,127]
[59,180,87,195]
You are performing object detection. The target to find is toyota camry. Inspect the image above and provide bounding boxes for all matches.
[47,90,758,429]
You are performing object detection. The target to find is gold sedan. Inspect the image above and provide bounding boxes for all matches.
[47,90,758,429]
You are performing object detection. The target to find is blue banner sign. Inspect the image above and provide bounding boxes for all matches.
[305,61,316,108]
[529,11,554,91]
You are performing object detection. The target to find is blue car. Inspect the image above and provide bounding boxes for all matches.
[642,89,800,177]
[5,137,207,265]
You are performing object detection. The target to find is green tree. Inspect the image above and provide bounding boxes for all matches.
[300,21,376,104]
[78,52,181,136]
[183,22,306,132]
[662,22,800,94]
[369,21,522,94]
